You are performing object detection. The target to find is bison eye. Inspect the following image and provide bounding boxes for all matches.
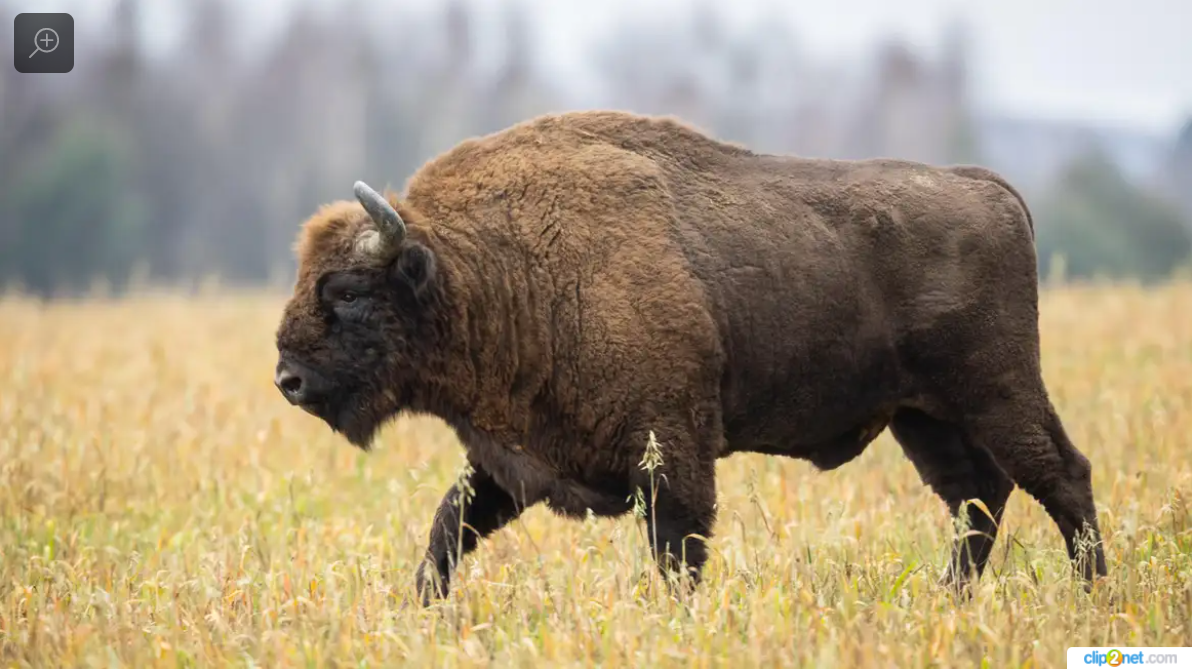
[341,291,357,303]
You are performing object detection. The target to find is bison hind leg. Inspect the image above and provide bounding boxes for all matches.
[959,397,1108,587]
[891,407,1014,590]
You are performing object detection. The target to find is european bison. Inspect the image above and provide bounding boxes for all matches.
[273,110,1107,604]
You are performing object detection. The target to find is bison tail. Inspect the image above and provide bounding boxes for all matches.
[949,165,1035,240]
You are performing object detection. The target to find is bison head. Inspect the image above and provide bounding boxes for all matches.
[273,181,443,449]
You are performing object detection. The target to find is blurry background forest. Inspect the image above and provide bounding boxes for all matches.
[2,0,1191,296]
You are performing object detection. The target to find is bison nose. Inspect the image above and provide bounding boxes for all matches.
[274,364,306,405]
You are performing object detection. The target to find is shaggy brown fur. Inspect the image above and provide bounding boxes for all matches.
[273,110,1107,604]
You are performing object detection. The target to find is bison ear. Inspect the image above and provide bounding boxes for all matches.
[390,242,437,297]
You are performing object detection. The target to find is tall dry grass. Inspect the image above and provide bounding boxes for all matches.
[1,282,1190,667]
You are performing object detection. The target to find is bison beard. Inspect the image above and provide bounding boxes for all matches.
[273,110,1108,605]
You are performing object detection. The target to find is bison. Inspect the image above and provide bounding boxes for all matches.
[273,110,1107,604]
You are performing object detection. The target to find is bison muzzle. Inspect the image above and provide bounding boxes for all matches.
[273,110,1108,604]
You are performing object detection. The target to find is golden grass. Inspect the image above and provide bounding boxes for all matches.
[1,282,1191,668]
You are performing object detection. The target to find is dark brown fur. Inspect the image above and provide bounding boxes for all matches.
[274,110,1107,604]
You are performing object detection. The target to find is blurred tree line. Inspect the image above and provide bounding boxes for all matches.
[1,0,1189,296]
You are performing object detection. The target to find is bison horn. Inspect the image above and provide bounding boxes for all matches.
[353,180,406,247]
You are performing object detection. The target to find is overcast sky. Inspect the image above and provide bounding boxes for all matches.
[15,0,1192,137]
[526,0,1192,136]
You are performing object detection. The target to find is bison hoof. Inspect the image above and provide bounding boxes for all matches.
[415,564,450,606]
[938,566,978,599]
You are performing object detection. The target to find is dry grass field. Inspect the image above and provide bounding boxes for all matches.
[1,281,1191,667]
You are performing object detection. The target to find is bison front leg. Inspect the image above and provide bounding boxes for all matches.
[629,426,718,592]
[416,466,530,605]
